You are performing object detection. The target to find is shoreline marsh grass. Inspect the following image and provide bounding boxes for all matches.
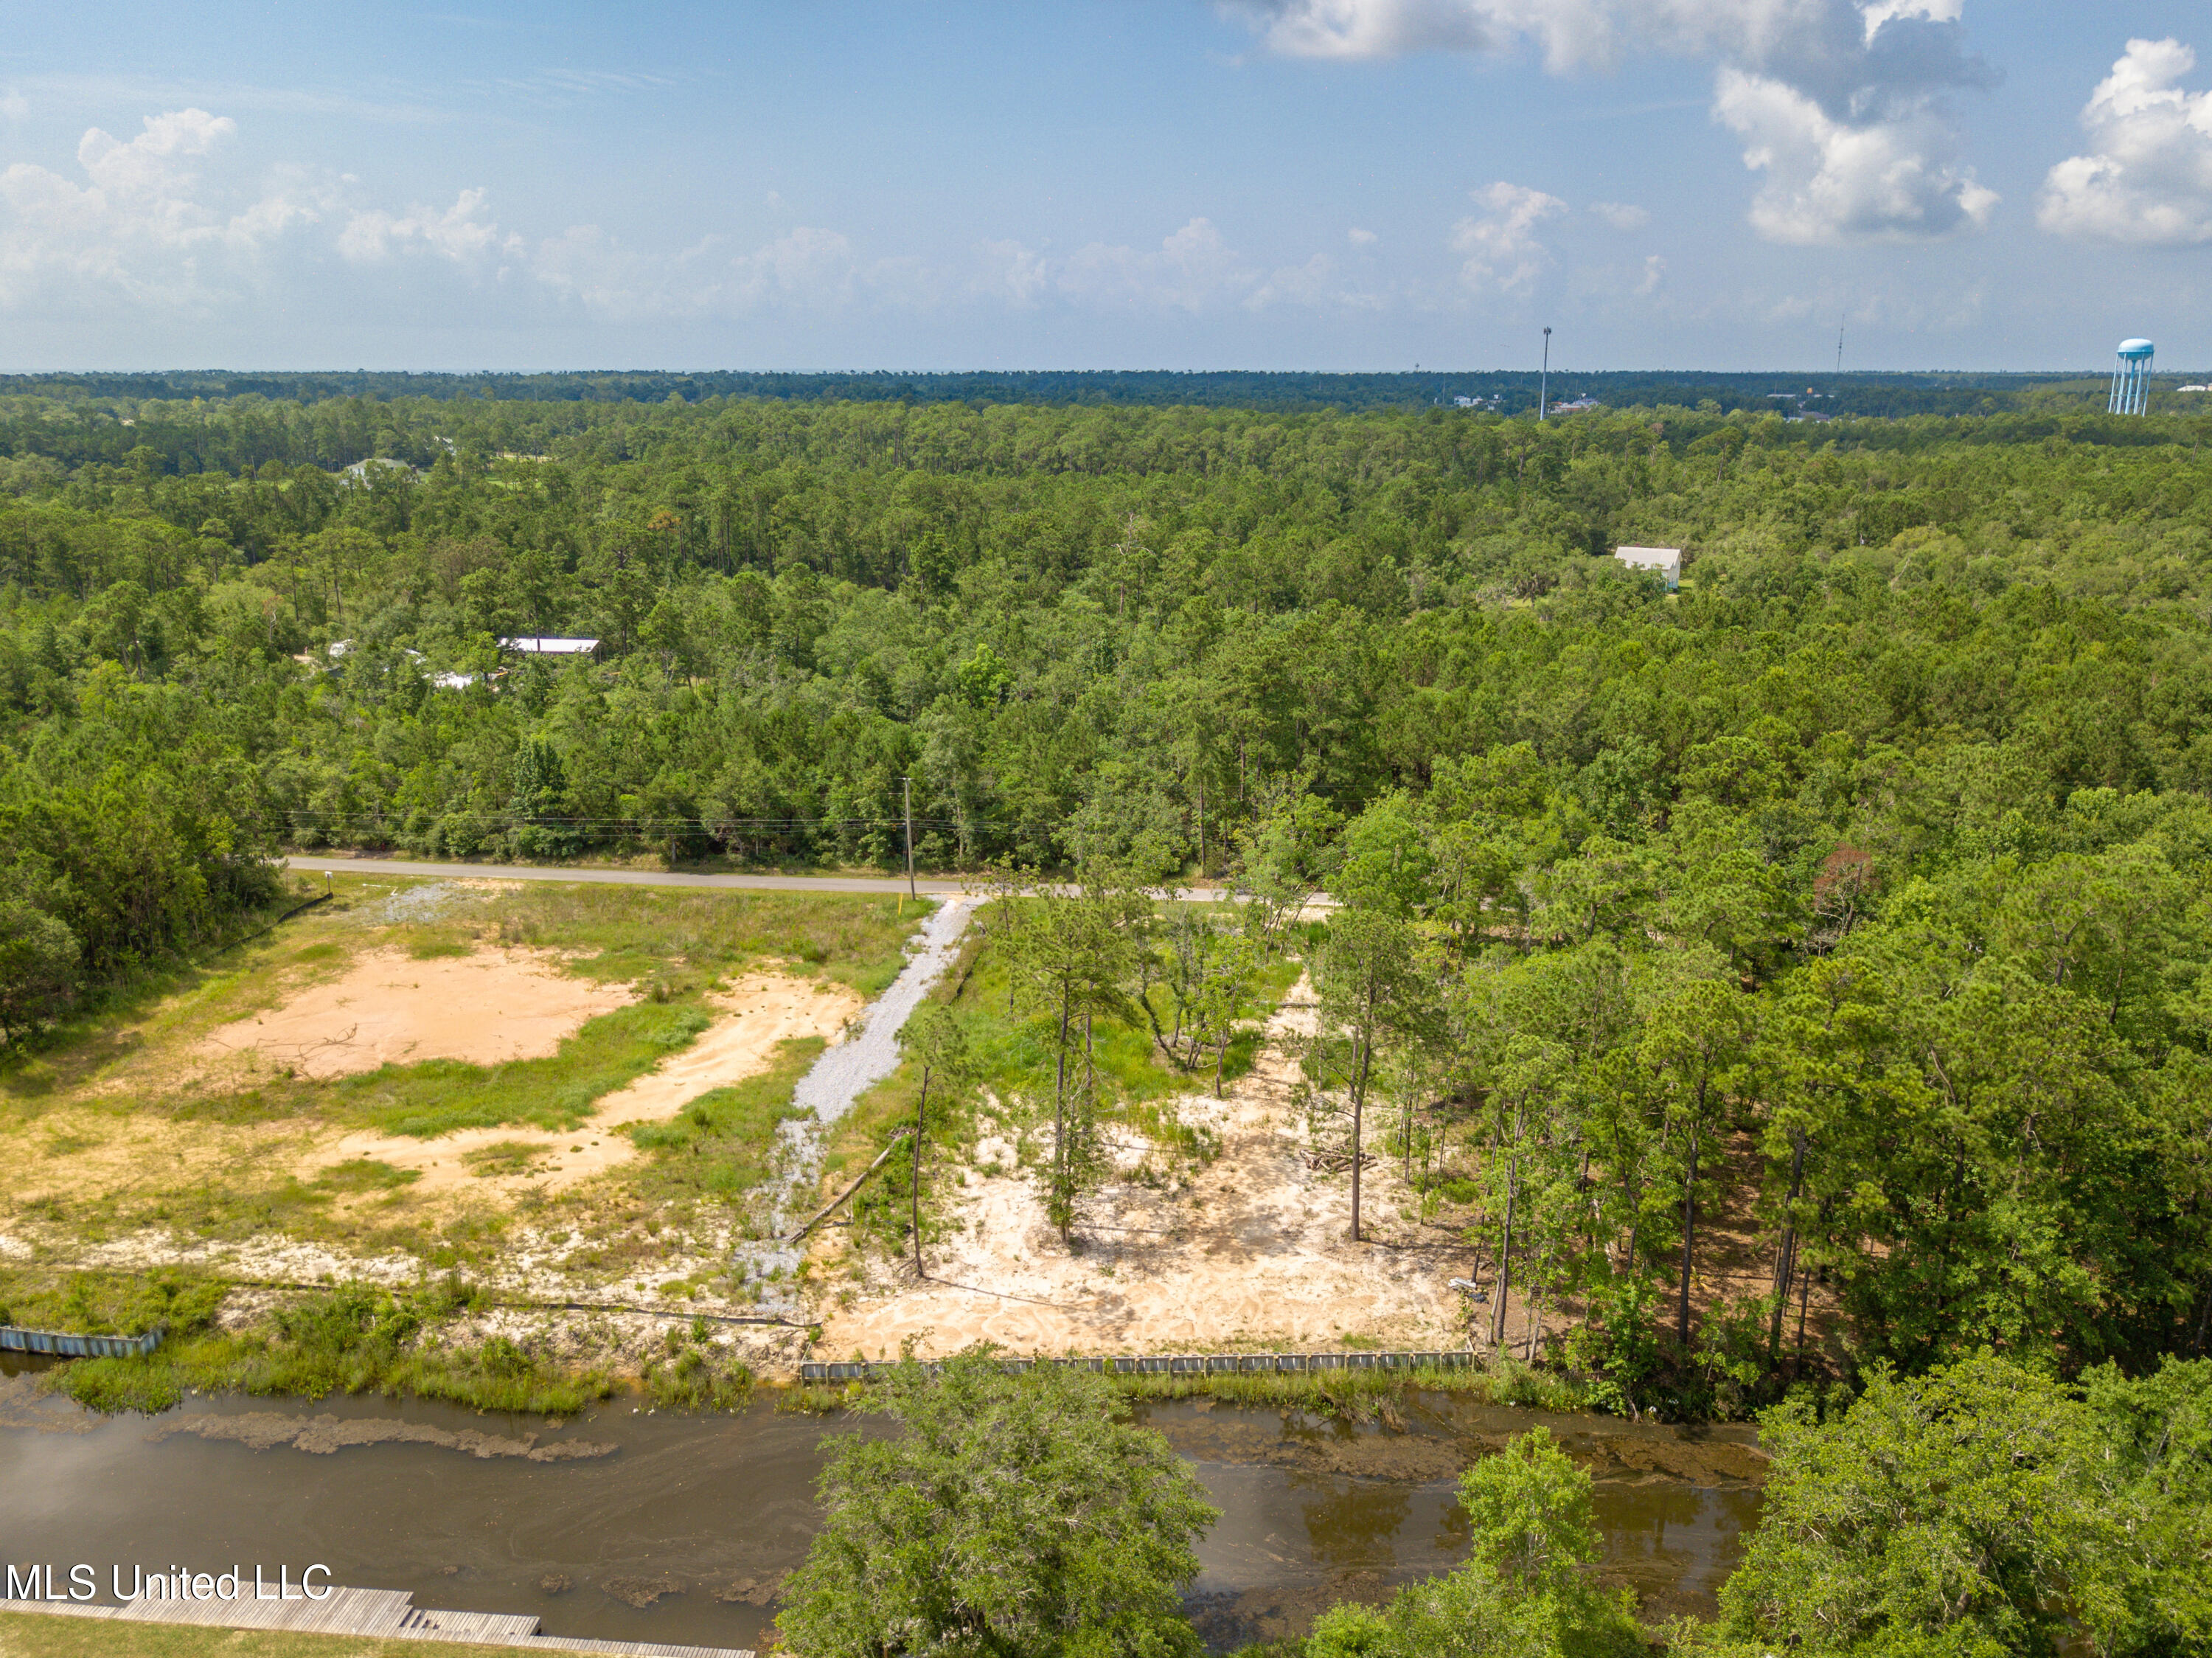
[775,1356,1586,1421]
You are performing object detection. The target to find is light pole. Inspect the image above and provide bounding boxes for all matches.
[1539,326,1551,421]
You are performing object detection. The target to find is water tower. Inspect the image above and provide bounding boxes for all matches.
[2110,339,2154,415]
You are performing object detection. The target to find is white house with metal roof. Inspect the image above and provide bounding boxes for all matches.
[1613,546,1682,590]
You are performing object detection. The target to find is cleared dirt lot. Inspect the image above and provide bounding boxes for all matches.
[1,874,916,1258]
[817,980,1488,1362]
[198,945,636,1078]
[296,971,861,1199]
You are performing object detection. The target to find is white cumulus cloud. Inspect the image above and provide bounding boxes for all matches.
[2038,38,2212,246]
[1858,0,1960,46]
[0,108,336,309]
[1058,218,1254,311]
[0,105,1396,332]
[1452,181,1567,292]
[1227,0,1998,242]
[338,187,518,265]
[981,220,1259,312]
[1714,66,1995,242]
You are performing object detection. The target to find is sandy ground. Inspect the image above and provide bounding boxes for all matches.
[0,1218,815,1377]
[197,946,635,1078]
[817,979,1493,1362]
[296,973,862,1199]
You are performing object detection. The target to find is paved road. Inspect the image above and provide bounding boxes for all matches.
[282,854,971,896]
[282,854,1252,903]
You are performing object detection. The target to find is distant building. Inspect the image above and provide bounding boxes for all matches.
[1613,546,1682,590]
[316,640,473,687]
[1551,396,1601,414]
[340,457,418,482]
[499,637,601,657]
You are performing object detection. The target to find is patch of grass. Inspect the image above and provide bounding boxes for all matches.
[628,1037,821,1202]
[147,1176,352,1241]
[461,1141,548,1179]
[406,939,471,960]
[481,883,922,996]
[641,1319,756,1409]
[0,1609,538,1657]
[0,1266,227,1339]
[771,1361,1585,1424]
[329,1000,712,1138]
[312,1158,420,1194]
[1117,1357,1585,1419]
[777,1382,862,1415]
[46,1281,613,1418]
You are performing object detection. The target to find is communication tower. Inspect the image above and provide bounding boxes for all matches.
[2110,339,2154,415]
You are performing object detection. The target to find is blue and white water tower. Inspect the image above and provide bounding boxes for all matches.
[2110,339,2154,415]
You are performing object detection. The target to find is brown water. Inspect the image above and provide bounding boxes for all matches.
[0,1362,1760,1652]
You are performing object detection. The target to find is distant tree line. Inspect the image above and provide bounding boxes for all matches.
[0,364,2188,423]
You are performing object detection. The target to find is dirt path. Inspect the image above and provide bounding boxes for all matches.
[817,979,1487,1362]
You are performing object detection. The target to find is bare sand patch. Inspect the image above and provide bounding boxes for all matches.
[197,946,634,1079]
[816,977,1489,1363]
[588,974,862,1132]
[296,973,861,1200]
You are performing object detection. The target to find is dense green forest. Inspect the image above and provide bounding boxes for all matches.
[6,388,2212,1380]
[7,381,2212,1650]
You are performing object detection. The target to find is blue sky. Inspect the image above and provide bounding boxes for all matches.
[1,1,2208,372]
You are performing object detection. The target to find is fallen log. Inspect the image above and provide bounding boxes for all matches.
[785,1130,913,1246]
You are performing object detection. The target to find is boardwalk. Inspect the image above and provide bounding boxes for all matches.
[0,1585,753,1657]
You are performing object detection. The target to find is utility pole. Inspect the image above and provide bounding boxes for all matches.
[1539,327,1551,420]
[902,776,917,900]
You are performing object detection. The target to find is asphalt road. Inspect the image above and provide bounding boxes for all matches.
[281,854,1251,903]
[282,855,970,895]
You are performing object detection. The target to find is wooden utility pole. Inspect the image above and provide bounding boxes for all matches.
[902,776,917,899]
[911,1064,931,1277]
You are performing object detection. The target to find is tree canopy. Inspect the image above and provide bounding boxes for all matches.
[779,1351,1220,1658]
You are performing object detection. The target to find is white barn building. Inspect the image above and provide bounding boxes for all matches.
[1613,546,1682,591]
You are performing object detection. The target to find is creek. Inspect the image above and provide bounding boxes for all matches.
[0,1359,1760,1652]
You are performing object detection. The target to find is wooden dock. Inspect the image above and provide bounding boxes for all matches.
[0,1586,753,1656]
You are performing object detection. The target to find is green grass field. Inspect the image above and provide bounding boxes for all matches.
[0,1610,543,1658]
